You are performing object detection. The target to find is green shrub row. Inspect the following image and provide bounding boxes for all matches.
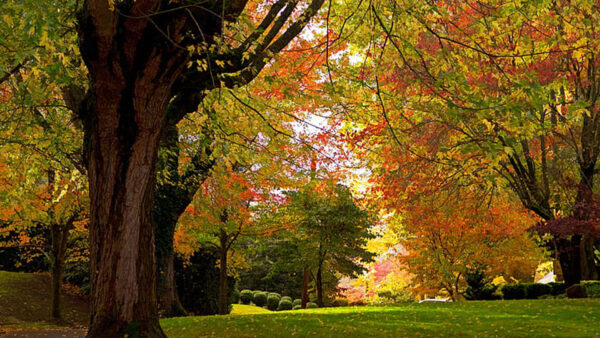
[582,281,600,298]
[499,281,600,300]
[239,289,319,310]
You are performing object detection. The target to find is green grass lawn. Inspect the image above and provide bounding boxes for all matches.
[2,270,600,337]
[230,304,272,315]
[162,299,600,337]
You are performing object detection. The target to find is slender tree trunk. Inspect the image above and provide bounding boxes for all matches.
[218,232,229,315]
[316,263,323,307]
[301,265,310,309]
[158,252,186,317]
[50,246,64,321]
[580,236,599,280]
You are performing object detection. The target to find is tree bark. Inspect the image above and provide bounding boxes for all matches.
[218,231,229,315]
[557,237,582,287]
[316,263,323,307]
[301,265,310,309]
[157,252,186,317]
[580,236,599,280]
[50,228,65,321]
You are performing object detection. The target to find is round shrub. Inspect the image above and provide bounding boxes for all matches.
[253,292,268,307]
[293,299,302,307]
[268,292,281,299]
[240,290,253,305]
[267,294,281,311]
[306,302,318,309]
[292,304,302,310]
[253,290,263,297]
[277,299,293,311]
[281,296,292,303]
[232,289,240,304]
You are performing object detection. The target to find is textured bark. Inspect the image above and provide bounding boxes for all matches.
[301,265,310,309]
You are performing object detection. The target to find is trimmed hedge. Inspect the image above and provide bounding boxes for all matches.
[253,292,268,307]
[583,281,600,298]
[502,282,570,300]
[292,304,302,310]
[292,299,302,307]
[306,302,318,309]
[267,294,281,311]
[525,283,552,299]
[548,282,566,296]
[240,290,253,304]
[277,299,293,311]
[501,284,527,300]
[281,296,292,303]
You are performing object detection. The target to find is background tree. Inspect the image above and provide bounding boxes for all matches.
[283,180,376,306]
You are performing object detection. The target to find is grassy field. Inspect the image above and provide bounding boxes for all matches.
[163,299,600,337]
[2,271,600,337]
[0,271,88,328]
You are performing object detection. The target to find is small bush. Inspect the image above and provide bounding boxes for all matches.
[281,296,292,303]
[292,304,302,310]
[232,289,240,304]
[463,268,499,300]
[332,298,349,307]
[306,302,318,309]
[501,284,527,300]
[253,292,268,307]
[525,283,552,299]
[267,294,281,311]
[253,290,263,297]
[277,299,293,311]
[583,281,600,298]
[268,292,281,299]
[548,282,566,296]
[293,299,302,307]
[240,290,253,305]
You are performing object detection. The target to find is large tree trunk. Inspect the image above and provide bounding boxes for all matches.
[218,232,229,315]
[301,265,310,309]
[85,96,167,336]
[78,2,187,336]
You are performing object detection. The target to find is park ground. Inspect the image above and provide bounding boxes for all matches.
[1,271,599,337]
